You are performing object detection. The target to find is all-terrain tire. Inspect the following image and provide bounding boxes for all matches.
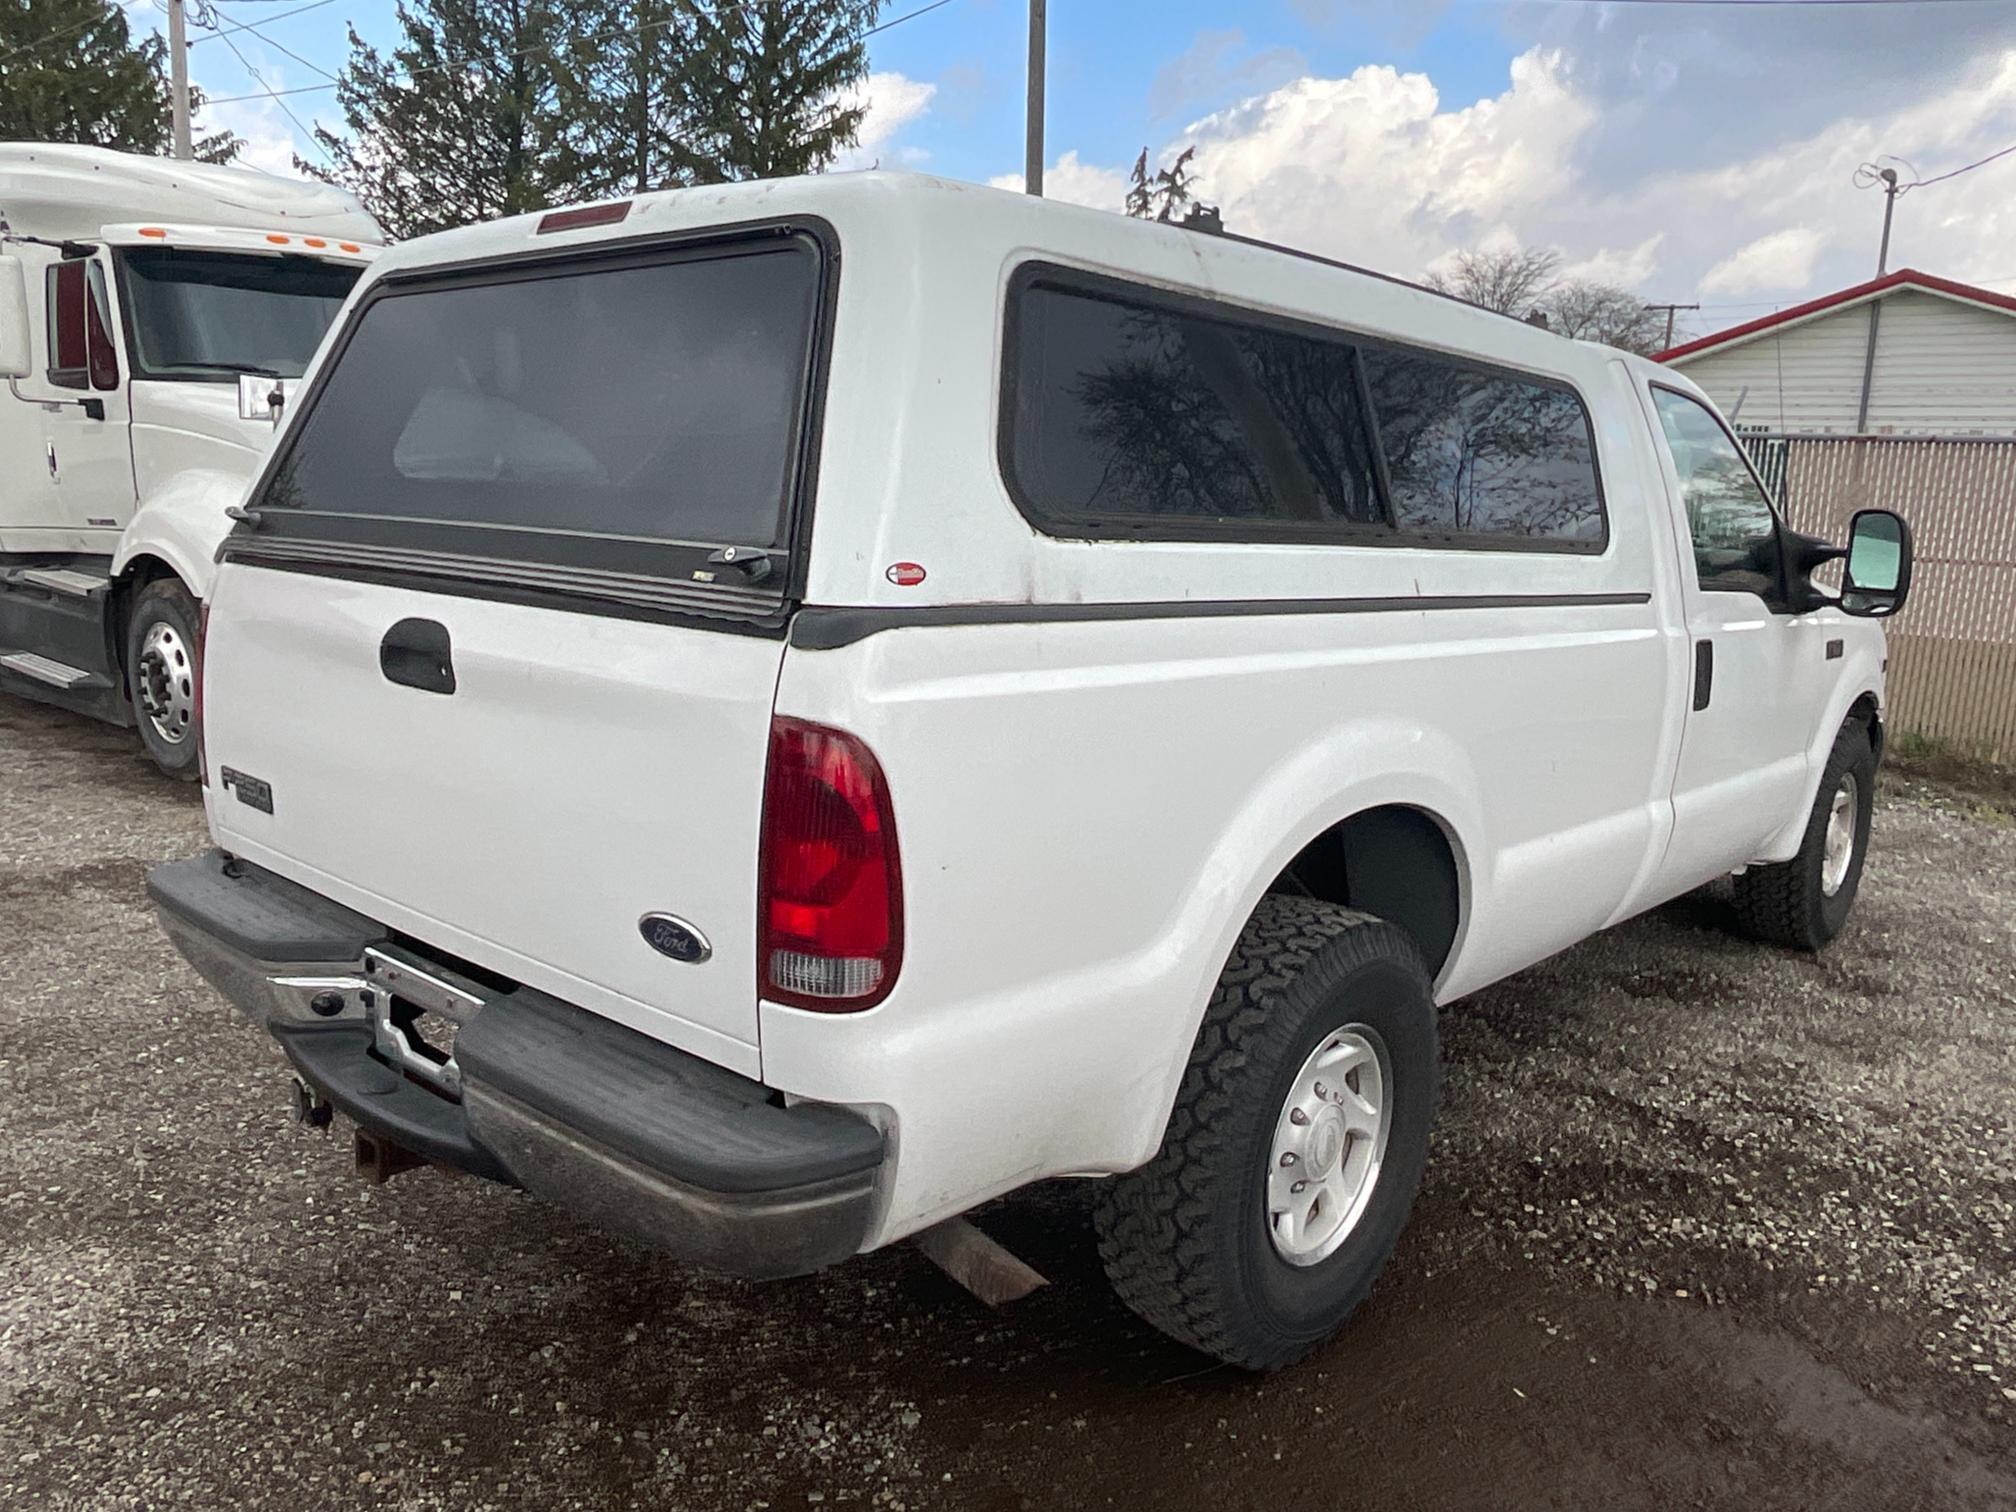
[1094,896,1438,1370]
[1730,721,1877,951]
[124,578,203,782]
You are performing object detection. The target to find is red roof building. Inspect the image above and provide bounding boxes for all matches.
[1657,268,2016,436]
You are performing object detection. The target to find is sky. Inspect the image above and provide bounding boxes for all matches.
[149,0,2016,344]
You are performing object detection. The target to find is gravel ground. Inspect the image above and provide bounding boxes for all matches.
[2,695,2013,1511]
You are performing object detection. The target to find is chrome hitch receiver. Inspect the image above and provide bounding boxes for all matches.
[359,946,484,1100]
[270,946,486,1101]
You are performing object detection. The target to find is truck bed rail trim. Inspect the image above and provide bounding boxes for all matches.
[220,536,783,622]
[789,591,1655,650]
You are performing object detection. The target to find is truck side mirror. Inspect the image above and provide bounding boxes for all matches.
[1840,509,1912,619]
[0,255,31,380]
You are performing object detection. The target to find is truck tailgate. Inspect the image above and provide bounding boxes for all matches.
[202,565,782,1070]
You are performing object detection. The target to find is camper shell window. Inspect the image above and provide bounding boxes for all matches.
[1002,263,1607,553]
[244,229,830,599]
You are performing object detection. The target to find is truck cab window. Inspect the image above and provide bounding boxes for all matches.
[116,248,359,382]
[1651,387,1783,600]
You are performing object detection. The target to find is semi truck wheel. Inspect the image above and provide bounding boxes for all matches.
[1731,721,1877,951]
[1094,896,1438,1370]
[126,579,203,782]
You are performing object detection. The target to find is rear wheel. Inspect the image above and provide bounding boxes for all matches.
[1731,721,1876,951]
[125,578,202,782]
[1094,896,1438,1370]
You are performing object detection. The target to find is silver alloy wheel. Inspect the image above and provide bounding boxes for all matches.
[1821,771,1860,897]
[1266,1024,1393,1266]
[136,619,195,747]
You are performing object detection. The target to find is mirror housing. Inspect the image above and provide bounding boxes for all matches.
[1781,527,1846,615]
[237,373,289,424]
[1839,508,1912,619]
[0,255,32,380]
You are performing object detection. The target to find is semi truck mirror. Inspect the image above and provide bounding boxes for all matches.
[237,373,286,424]
[0,255,31,380]
[1840,509,1912,619]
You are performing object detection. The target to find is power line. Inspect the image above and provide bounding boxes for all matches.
[206,0,340,81]
[0,0,153,66]
[209,18,328,158]
[202,0,963,107]
[188,0,338,48]
[1906,141,2016,189]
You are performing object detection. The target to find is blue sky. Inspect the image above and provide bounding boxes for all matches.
[158,0,2016,342]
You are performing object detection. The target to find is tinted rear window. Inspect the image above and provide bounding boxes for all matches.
[1004,269,1604,551]
[261,242,821,551]
[1008,283,1383,528]
[1360,349,1604,544]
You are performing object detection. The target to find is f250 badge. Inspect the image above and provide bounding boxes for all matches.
[638,913,711,965]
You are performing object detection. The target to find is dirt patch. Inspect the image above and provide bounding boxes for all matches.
[0,692,2011,1510]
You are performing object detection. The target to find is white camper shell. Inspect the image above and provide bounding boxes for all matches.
[0,144,383,774]
[149,174,1914,1368]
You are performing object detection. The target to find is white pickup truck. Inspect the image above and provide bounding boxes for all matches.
[0,144,382,776]
[149,174,1913,1369]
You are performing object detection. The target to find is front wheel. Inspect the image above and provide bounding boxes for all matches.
[125,578,202,782]
[1731,722,1877,951]
[1094,896,1439,1370]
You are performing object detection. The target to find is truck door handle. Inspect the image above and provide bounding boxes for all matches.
[379,619,456,695]
[1692,639,1714,712]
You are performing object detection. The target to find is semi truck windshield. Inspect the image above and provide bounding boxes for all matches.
[117,248,360,382]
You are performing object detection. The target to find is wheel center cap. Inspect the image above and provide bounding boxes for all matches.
[1308,1107,1346,1178]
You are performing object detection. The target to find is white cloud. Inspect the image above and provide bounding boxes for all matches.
[830,71,937,172]
[1561,234,1664,288]
[1004,44,2016,307]
[1700,227,1829,295]
[1148,28,1306,120]
[198,95,316,179]
[988,151,1131,212]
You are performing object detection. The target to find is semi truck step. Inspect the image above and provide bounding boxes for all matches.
[0,651,108,690]
[14,567,111,599]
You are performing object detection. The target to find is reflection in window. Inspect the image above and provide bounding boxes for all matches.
[1011,285,1381,527]
[1652,388,1781,597]
[1008,278,1605,548]
[1360,350,1603,542]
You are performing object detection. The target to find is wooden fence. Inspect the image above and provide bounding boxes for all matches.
[1756,435,2016,763]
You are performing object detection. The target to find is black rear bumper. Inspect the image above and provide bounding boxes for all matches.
[148,850,885,1279]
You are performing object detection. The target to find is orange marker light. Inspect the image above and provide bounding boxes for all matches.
[304,237,327,249]
[138,226,167,238]
[266,233,291,245]
[339,242,361,253]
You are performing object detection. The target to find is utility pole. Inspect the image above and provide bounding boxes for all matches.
[1644,302,1700,349]
[1024,0,1046,196]
[1856,165,1903,432]
[167,0,193,160]
[1873,165,1901,275]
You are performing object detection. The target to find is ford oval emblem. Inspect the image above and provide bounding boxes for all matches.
[639,913,711,964]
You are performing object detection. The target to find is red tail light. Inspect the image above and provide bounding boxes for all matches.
[759,717,902,1011]
[195,602,210,788]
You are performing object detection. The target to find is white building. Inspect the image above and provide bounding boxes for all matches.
[1659,268,2016,436]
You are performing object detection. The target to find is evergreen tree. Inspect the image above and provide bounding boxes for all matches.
[303,0,583,239]
[1125,146,1212,224]
[557,0,693,197]
[660,0,879,184]
[0,0,238,162]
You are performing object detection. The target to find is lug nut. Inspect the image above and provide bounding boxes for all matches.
[1289,1108,1309,1126]
[309,990,344,1017]
[1291,1180,1308,1194]
[1279,1151,1297,1167]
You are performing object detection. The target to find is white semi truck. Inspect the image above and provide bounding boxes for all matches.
[0,144,383,776]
